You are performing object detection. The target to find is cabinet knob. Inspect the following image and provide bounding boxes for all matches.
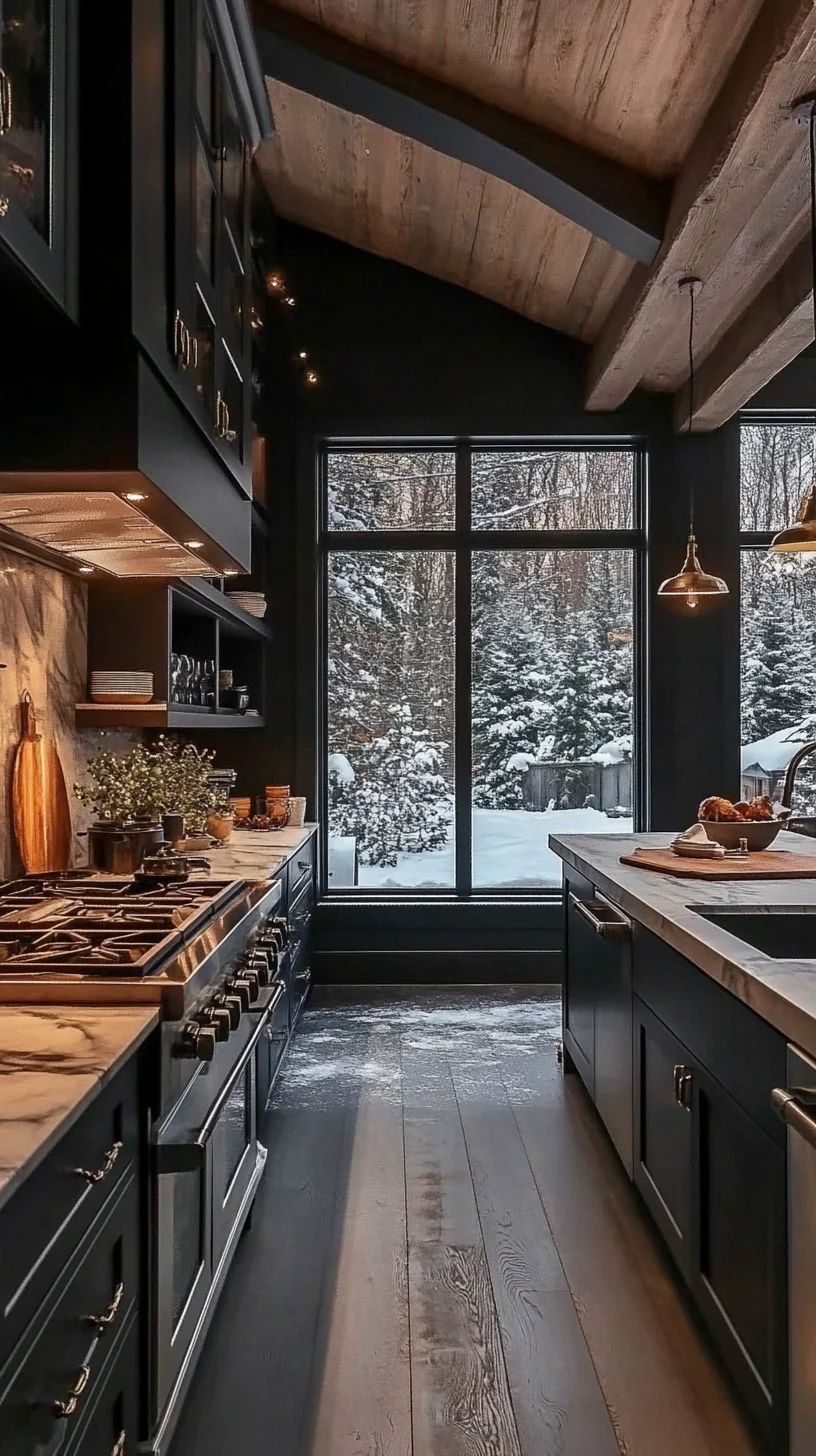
[208,1007,231,1041]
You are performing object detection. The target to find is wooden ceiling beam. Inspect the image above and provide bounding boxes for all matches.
[585,0,816,413]
[673,236,813,431]
[253,4,667,264]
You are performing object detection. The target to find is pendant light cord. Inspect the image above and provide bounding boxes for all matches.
[687,282,696,538]
[810,102,816,346]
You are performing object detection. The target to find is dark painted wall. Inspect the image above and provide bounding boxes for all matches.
[268,220,740,831]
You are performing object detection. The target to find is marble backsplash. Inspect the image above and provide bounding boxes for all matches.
[0,546,136,881]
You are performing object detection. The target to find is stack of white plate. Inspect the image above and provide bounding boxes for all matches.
[90,671,154,704]
[226,591,267,619]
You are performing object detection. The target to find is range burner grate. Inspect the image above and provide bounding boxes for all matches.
[0,876,242,977]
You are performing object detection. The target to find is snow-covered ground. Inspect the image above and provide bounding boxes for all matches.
[354,806,633,889]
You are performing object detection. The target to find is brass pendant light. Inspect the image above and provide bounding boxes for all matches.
[657,277,730,612]
[770,95,816,558]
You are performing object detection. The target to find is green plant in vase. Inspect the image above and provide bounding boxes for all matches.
[75,738,216,831]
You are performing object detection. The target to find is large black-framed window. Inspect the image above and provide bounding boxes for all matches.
[740,415,816,807]
[319,441,647,898]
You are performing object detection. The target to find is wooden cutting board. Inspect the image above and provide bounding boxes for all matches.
[11,693,72,873]
[620,847,816,879]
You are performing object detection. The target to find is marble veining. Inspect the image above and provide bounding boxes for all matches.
[0,546,138,880]
[0,1004,158,1212]
[550,830,816,1059]
[196,824,316,881]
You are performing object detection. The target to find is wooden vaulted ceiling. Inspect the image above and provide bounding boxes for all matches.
[253,0,816,429]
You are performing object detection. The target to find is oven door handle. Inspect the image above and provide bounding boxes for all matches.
[156,1006,272,1175]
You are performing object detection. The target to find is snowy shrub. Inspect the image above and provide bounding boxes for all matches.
[329,703,451,865]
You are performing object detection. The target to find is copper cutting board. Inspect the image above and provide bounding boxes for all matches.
[11,693,72,873]
[620,847,816,879]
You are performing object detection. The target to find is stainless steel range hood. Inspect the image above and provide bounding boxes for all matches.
[0,487,240,577]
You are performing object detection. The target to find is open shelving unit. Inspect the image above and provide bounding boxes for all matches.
[76,578,271,730]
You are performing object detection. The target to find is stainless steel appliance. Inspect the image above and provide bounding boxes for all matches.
[772,1045,816,1455]
[0,871,296,1455]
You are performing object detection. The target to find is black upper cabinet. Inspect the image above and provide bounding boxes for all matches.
[0,0,77,317]
[171,1,253,492]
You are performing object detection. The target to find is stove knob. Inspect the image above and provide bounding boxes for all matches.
[196,1025,218,1061]
[227,977,252,1010]
[222,994,243,1028]
[271,916,289,946]
[247,951,270,987]
[207,1006,231,1041]
[239,971,260,1001]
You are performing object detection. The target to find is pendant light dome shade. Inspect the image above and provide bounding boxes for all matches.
[657,532,729,611]
[769,483,816,553]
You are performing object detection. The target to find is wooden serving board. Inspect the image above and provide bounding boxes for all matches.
[11,693,72,874]
[620,847,816,879]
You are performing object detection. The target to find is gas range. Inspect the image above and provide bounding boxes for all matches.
[0,868,297,1452]
[0,874,290,1020]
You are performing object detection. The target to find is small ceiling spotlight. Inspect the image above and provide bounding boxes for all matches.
[283,294,296,308]
[78,565,95,574]
[304,369,319,386]
[184,540,204,550]
[122,491,147,503]
[297,349,308,360]
[265,270,286,294]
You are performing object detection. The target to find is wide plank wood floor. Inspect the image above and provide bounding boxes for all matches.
[170,987,760,1456]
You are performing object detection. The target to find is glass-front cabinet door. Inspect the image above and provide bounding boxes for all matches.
[173,0,252,494]
[0,0,76,314]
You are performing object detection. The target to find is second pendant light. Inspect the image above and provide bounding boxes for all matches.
[657,277,729,613]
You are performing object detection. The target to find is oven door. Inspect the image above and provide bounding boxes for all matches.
[253,977,288,1122]
[152,1008,270,1426]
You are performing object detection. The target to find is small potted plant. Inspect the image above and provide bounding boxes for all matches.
[206,797,235,841]
[75,738,219,870]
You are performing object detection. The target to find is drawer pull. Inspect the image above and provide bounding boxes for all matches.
[297,859,310,871]
[75,1139,123,1185]
[53,1361,91,1418]
[111,1432,126,1456]
[569,892,631,940]
[88,1280,124,1331]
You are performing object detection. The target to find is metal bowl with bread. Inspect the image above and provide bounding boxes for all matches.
[697,794,783,851]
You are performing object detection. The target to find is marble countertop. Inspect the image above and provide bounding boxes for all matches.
[550,830,816,1059]
[0,1004,159,1213]
[194,824,316,883]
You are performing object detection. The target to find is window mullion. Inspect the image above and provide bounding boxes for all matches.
[455,444,472,898]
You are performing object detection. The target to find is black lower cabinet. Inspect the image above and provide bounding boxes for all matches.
[633,997,693,1275]
[691,1058,787,1449]
[633,992,788,1451]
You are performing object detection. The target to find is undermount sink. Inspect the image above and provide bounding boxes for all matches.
[689,906,816,959]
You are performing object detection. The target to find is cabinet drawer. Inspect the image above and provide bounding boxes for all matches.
[64,1312,139,1456]
[0,1059,140,1365]
[288,837,315,905]
[632,925,786,1144]
[0,1171,139,1455]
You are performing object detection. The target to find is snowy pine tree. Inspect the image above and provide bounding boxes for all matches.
[329,702,451,865]
[472,621,554,808]
[741,599,814,741]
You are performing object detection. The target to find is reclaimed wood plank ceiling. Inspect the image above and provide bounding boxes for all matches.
[254,0,816,427]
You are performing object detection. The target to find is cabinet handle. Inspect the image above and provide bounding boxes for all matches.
[75,1139,123,1185]
[88,1280,125,1331]
[674,1064,692,1110]
[297,859,311,871]
[215,392,225,437]
[569,893,631,940]
[0,195,8,217]
[173,310,184,363]
[53,1362,92,1418]
[0,68,12,134]
[190,334,199,370]
[223,401,236,443]
[111,1433,126,1456]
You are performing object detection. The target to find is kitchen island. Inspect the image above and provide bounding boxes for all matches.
[550,830,816,1456]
